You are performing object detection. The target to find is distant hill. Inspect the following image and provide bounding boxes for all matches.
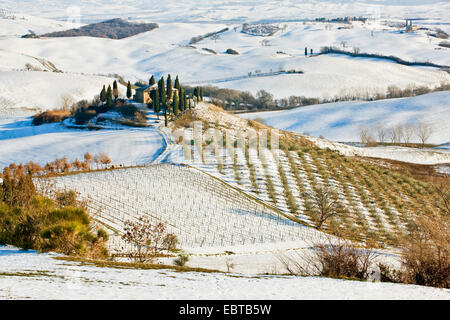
[41,18,158,39]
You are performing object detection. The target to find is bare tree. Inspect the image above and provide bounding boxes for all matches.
[387,127,397,143]
[394,124,404,144]
[225,258,235,272]
[260,39,270,46]
[310,184,343,229]
[61,94,75,110]
[98,153,111,166]
[211,33,220,43]
[375,123,386,143]
[416,122,433,147]
[403,124,415,144]
[122,217,177,263]
[358,125,373,145]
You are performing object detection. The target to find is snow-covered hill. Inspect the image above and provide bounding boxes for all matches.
[0,13,81,36]
[0,71,125,116]
[240,91,450,145]
[0,13,449,102]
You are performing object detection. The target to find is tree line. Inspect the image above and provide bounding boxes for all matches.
[184,82,450,113]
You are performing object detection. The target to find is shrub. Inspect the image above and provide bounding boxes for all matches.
[121,217,176,263]
[162,233,179,252]
[0,168,107,257]
[277,237,377,280]
[55,190,78,207]
[115,104,147,124]
[174,253,190,266]
[74,108,97,125]
[399,215,449,288]
[225,48,239,55]
[32,110,71,125]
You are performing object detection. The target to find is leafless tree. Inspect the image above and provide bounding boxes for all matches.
[122,217,176,263]
[61,94,75,110]
[359,125,372,145]
[416,122,433,147]
[310,184,344,229]
[403,124,415,144]
[375,123,386,143]
[211,33,220,43]
[225,258,235,272]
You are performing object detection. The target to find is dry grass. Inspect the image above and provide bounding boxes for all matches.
[32,110,71,125]
[380,214,449,288]
[277,237,378,280]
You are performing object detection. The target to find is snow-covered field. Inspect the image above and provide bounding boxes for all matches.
[0,0,449,300]
[48,164,325,252]
[240,91,450,146]
[0,116,165,168]
[0,3,449,102]
[307,136,450,165]
[2,0,449,24]
[1,246,448,300]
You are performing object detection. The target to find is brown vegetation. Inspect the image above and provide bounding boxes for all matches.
[277,237,377,280]
[0,164,108,258]
[32,110,71,125]
[121,217,178,263]
[42,18,158,39]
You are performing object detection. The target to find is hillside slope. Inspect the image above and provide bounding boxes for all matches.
[1,15,449,101]
[0,71,125,116]
[240,91,450,145]
[163,103,449,246]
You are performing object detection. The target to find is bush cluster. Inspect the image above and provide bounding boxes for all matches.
[0,164,108,257]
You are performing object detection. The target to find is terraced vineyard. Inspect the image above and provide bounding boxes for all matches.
[173,118,442,247]
[44,164,325,253]
[39,105,445,253]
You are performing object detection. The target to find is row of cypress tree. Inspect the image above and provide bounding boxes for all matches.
[148,74,203,126]
[97,76,204,127]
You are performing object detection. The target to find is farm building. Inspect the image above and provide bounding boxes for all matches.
[133,84,179,103]
[133,84,157,103]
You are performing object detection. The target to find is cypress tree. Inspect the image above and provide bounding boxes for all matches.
[100,85,106,103]
[153,89,160,119]
[173,91,179,116]
[149,75,156,86]
[200,87,204,101]
[164,107,168,127]
[158,77,166,105]
[113,80,119,102]
[179,89,185,111]
[106,85,113,108]
[166,74,172,101]
[193,87,198,100]
[174,75,181,91]
[126,81,132,99]
[305,47,308,56]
